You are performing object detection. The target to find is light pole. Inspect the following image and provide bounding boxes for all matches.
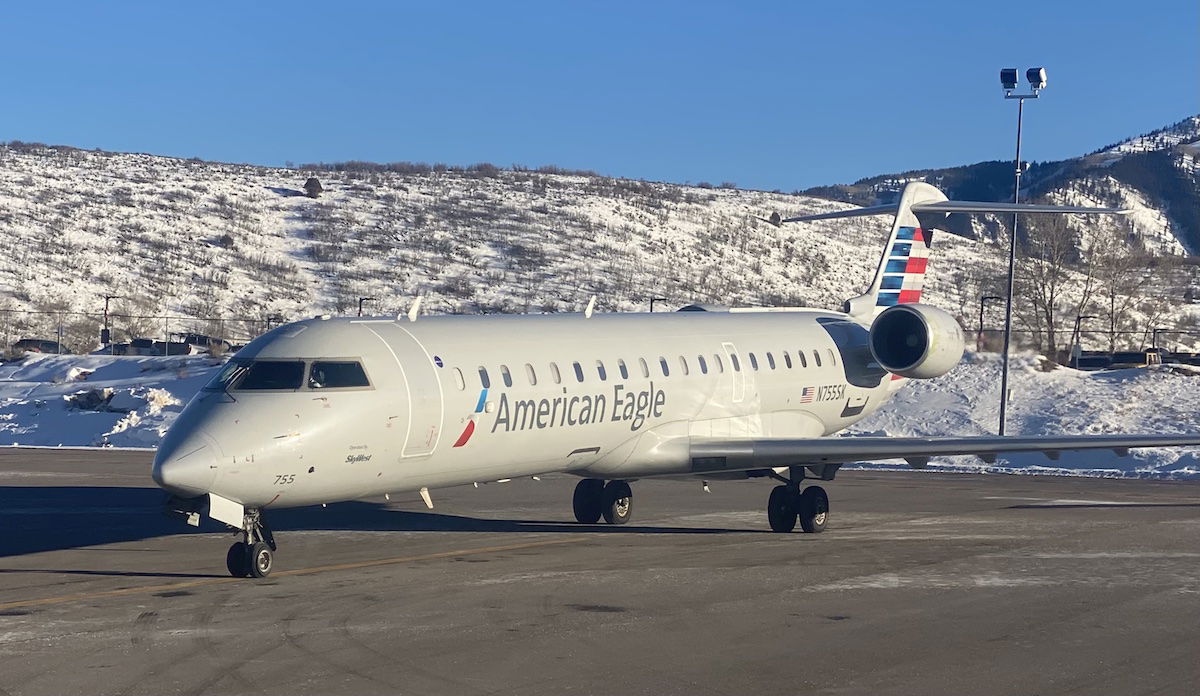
[357,297,377,317]
[996,67,1047,437]
[1070,314,1097,368]
[977,295,1003,352]
[649,297,668,313]
[102,294,121,353]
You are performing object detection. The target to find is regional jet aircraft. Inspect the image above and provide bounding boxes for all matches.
[153,182,1200,578]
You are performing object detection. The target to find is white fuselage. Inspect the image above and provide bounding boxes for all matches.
[152,309,902,508]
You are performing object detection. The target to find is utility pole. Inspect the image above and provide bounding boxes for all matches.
[977,295,1002,352]
[103,294,121,354]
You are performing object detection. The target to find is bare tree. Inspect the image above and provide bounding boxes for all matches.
[1086,223,1157,352]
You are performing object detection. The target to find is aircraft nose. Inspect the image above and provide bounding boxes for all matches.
[152,440,218,498]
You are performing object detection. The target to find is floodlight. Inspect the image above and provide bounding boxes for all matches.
[1026,67,1047,90]
[1000,68,1019,90]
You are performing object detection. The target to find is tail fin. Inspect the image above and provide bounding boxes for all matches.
[776,182,1129,320]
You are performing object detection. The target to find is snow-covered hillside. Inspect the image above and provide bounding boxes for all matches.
[0,144,996,339]
[1,352,1197,479]
[0,117,1195,353]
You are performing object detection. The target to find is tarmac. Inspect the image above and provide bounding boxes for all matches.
[1,448,1198,695]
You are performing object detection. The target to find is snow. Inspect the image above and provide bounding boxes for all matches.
[0,353,221,447]
[848,351,1200,478]
[0,350,1196,479]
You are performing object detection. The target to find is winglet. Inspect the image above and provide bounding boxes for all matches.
[407,295,423,322]
[584,296,596,318]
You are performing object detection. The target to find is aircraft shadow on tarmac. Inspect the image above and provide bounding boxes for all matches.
[0,485,763,559]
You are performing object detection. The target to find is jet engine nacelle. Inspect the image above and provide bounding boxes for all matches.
[869,304,964,379]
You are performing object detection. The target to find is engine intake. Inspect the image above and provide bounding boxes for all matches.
[869,304,964,379]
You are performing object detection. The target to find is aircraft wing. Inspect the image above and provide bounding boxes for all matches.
[689,434,1200,472]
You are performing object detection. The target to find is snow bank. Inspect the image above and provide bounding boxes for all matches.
[848,351,1200,478]
[0,353,222,448]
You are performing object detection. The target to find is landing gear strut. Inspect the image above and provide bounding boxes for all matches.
[572,478,633,525]
[766,470,829,534]
[226,508,276,578]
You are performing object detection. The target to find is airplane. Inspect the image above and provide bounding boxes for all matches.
[152,181,1200,578]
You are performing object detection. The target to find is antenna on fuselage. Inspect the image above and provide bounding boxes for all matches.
[405,295,423,322]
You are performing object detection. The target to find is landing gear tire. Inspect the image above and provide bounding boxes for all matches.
[767,485,798,533]
[572,478,605,524]
[601,480,633,525]
[247,541,273,578]
[798,485,829,533]
[226,541,249,577]
[226,508,277,579]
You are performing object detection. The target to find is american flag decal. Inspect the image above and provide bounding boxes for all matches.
[799,386,815,403]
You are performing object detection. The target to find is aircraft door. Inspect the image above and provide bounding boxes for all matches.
[367,324,444,457]
[721,341,745,403]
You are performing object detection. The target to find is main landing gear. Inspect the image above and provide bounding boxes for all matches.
[767,474,829,534]
[226,508,277,578]
[572,478,633,525]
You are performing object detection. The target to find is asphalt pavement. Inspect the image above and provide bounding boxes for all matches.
[1,448,1198,695]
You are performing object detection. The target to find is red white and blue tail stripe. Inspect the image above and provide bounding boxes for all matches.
[875,226,930,310]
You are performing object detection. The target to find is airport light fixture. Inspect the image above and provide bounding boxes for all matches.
[357,297,377,317]
[996,66,1047,437]
[649,297,668,313]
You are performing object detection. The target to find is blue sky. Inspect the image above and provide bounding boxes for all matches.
[3,1,1196,190]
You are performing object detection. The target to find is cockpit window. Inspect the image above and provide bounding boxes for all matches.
[205,360,249,391]
[235,360,305,390]
[309,361,370,389]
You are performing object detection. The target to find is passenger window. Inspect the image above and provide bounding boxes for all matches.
[767,352,776,369]
[783,352,793,369]
[659,357,670,377]
[797,351,808,368]
[678,356,689,375]
[596,360,607,381]
[235,360,304,390]
[731,354,741,371]
[550,362,562,384]
[698,355,708,374]
[828,348,837,365]
[500,364,513,387]
[714,354,724,373]
[525,363,537,386]
[813,350,822,367]
[639,357,650,378]
[749,353,759,370]
[453,367,466,390]
[573,361,585,382]
[478,366,491,388]
[309,361,371,389]
[618,359,629,380]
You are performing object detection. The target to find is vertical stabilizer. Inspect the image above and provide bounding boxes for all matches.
[843,182,947,319]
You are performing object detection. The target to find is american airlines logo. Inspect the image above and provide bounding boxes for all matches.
[491,383,666,434]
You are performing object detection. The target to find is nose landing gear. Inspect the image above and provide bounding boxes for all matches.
[226,508,276,578]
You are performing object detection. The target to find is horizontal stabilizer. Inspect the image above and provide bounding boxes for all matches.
[911,200,1130,215]
[781,200,1128,224]
[780,203,898,223]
